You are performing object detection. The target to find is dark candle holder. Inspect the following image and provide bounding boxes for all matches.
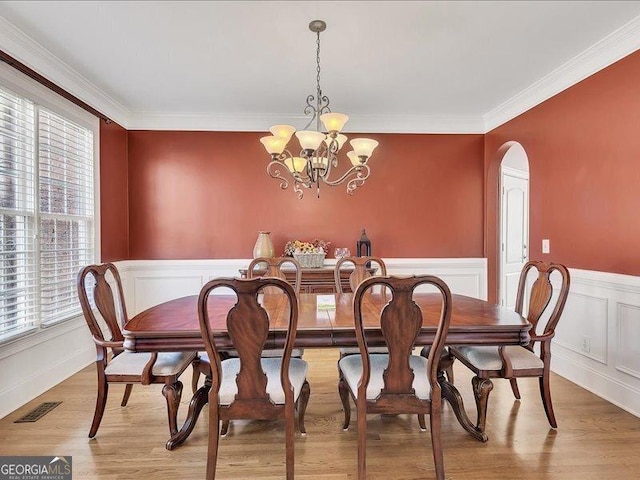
[356,228,371,259]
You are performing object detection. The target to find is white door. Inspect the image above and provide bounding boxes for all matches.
[500,167,529,309]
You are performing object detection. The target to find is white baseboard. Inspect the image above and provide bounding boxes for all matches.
[553,348,640,418]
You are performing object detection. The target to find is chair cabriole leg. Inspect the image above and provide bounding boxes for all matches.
[89,375,108,438]
[191,357,202,394]
[121,384,133,406]
[220,420,230,436]
[285,401,296,480]
[338,377,351,430]
[162,380,183,437]
[357,399,367,480]
[509,378,521,399]
[418,414,426,431]
[207,409,220,480]
[430,407,445,480]
[539,373,557,428]
[298,380,310,435]
[472,376,493,434]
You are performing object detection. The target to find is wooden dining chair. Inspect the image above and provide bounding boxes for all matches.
[334,256,389,356]
[77,263,196,439]
[338,275,452,480]
[335,256,454,386]
[193,257,305,394]
[449,261,570,431]
[247,256,304,358]
[197,277,310,480]
[248,256,302,294]
[333,255,386,294]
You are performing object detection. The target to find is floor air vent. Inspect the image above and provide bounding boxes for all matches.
[14,401,62,423]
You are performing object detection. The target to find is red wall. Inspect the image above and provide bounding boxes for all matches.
[127,131,484,259]
[104,49,640,300]
[99,120,129,261]
[485,50,640,301]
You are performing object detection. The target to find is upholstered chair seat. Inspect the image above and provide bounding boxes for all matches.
[339,354,431,400]
[197,354,308,405]
[104,351,196,377]
[451,345,544,372]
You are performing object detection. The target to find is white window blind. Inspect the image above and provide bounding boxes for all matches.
[0,83,95,340]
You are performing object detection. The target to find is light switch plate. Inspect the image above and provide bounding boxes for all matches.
[542,239,550,254]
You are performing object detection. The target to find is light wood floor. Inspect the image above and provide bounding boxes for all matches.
[2,349,640,479]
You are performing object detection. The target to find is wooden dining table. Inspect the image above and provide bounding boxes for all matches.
[123,292,530,449]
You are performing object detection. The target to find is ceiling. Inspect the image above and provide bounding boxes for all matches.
[1,1,640,132]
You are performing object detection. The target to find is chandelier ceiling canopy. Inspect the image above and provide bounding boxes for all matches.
[260,20,379,199]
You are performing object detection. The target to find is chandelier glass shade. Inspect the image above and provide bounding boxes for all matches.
[260,20,379,199]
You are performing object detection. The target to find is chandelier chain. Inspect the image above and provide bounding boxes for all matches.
[316,31,322,101]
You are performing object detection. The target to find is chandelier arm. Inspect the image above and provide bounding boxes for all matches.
[315,140,338,181]
[322,163,370,187]
[267,149,310,183]
[323,149,336,179]
[319,95,331,115]
[293,182,305,199]
[266,159,292,191]
[294,176,315,199]
[345,165,371,195]
[328,138,339,167]
[303,95,317,130]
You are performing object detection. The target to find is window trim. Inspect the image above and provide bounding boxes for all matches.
[0,61,100,347]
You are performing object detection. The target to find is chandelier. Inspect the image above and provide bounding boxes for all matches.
[260,20,379,199]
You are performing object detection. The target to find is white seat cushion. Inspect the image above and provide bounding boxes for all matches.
[213,357,308,406]
[338,354,431,400]
[451,345,544,371]
[105,351,195,377]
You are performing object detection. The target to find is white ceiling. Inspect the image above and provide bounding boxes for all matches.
[1,1,640,132]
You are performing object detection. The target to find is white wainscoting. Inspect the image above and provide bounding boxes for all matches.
[552,268,640,418]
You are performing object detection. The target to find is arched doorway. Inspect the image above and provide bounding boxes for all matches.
[498,143,529,308]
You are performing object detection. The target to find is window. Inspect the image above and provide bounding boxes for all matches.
[0,82,96,341]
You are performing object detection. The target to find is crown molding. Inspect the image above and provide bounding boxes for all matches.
[0,16,130,126]
[3,13,640,134]
[126,111,485,133]
[483,14,640,132]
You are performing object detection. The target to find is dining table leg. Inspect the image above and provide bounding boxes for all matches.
[165,376,211,450]
[437,354,489,442]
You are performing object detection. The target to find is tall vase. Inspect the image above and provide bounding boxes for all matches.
[253,231,275,259]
